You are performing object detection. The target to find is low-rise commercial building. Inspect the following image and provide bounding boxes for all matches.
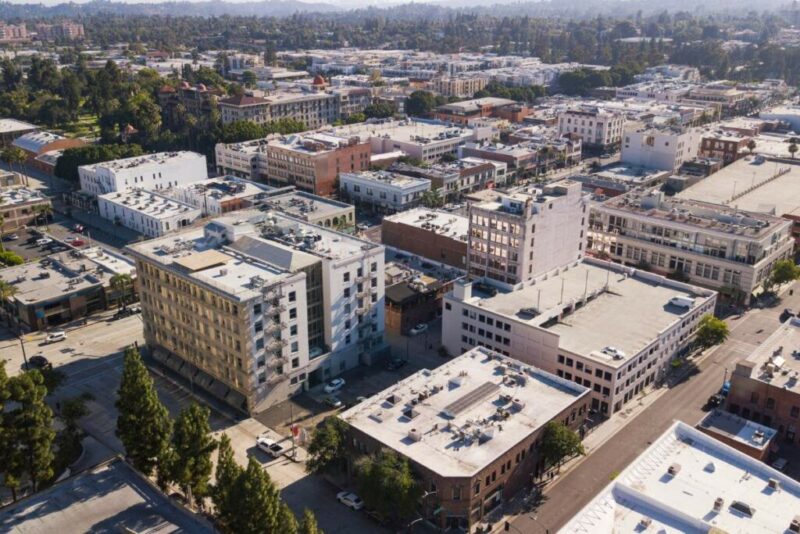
[382,208,469,269]
[621,126,701,172]
[391,157,505,201]
[12,131,86,174]
[128,210,385,413]
[700,130,753,164]
[98,189,202,238]
[0,187,51,232]
[561,421,800,533]
[340,347,590,532]
[339,170,430,213]
[254,187,356,231]
[79,151,208,196]
[443,259,717,416]
[215,138,270,179]
[696,409,776,461]
[169,176,271,216]
[433,97,520,126]
[384,259,460,334]
[0,118,38,147]
[588,190,794,303]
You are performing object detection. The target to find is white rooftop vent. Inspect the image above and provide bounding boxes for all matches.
[638,517,652,529]
[791,516,800,533]
[714,497,724,512]
[667,463,681,477]
[408,428,423,442]
[449,376,464,388]
[768,478,781,490]
[512,398,526,411]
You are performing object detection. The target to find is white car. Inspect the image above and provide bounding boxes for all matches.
[337,491,364,510]
[324,378,346,393]
[35,238,52,247]
[410,323,428,335]
[356,223,370,231]
[256,435,284,458]
[44,331,67,343]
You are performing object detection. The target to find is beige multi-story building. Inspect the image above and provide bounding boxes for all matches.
[35,22,85,40]
[556,107,625,151]
[588,190,794,304]
[128,210,385,414]
[431,75,489,98]
[0,23,29,43]
[218,91,339,129]
[442,259,717,416]
[467,180,588,287]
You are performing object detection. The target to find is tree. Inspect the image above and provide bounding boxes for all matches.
[221,120,267,143]
[165,403,217,506]
[116,346,172,476]
[747,139,756,154]
[299,509,322,534]
[278,502,299,534]
[212,433,243,530]
[241,70,257,88]
[769,259,800,287]
[354,449,421,523]
[406,90,438,116]
[790,142,798,159]
[306,417,348,475]
[421,189,445,208]
[55,144,144,184]
[110,273,135,310]
[123,92,162,145]
[31,204,53,226]
[1,146,28,179]
[363,102,394,119]
[0,250,24,266]
[0,279,18,325]
[540,421,584,470]
[227,456,282,534]
[6,370,56,492]
[695,314,729,348]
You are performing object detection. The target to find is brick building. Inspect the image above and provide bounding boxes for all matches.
[381,208,468,269]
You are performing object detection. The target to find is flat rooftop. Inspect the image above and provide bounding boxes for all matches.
[177,176,270,200]
[697,409,776,451]
[81,150,203,173]
[737,316,800,390]
[330,119,473,146]
[340,347,589,478]
[468,260,709,365]
[0,459,212,533]
[384,208,469,242]
[0,187,47,205]
[593,165,669,184]
[256,188,353,219]
[0,118,37,133]
[341,170,430,190]
[560,421,800,534]
[268,132,358,154]
[677,157,800,217]
[100,189,199,219]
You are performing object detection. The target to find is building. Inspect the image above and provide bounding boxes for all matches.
[340,171,430,213]
[431,75,489,98]
[157,82,222,128]
[0,458,213,533]
[760,104,800,131]
[98,189,202,238]
[253,187,356,231]
[0,23,29,43]
[588,190,794,304]
[384,258,460,334]
[683,83,749,116]
[560,421,800,534]
[0,246,136,330]
[0,118,38,147]
[696,409,776,461]
[0,187,51,232]
[79,151,208,196]
[35,22,85,40]
[12,131,86,174]
[443,259,717,416]
[215,137,270,179]
[727,316,800,447]
[467,181,588,287]
[556,107,625,151]
[339,346,590,532]
[433,97,520,125]
[382,208,469,269]
[391,157,505,201]
[332,87,373,119]
[621,126,701,172]
[330,120,478,163]
[169,176,272,216]
[218,90,339,128]
[699,130,753,164]
[571,165,670,198]
[263,133,371,197]
[127,210,385,413]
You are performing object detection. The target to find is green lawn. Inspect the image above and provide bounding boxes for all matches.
[54,113,99,139]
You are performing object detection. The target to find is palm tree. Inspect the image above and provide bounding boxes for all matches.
[110,273,134,310]
[1,146,28,186]
[31,203,53,227]
[0,278,18,326]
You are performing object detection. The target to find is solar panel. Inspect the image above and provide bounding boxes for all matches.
[442,381,500,418]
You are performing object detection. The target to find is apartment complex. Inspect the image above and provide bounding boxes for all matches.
[98,189,202,237]
[556,107,625,151]
[340,347,590,531]
[158,82,222,128]
[589,190,793,303]
[443,259,717,416]
[218,91,339,128]
[382,208,469,269]
[339,170,431,213]
[467,181,588,287]
[0,23,28,43]
[128,210,385,413]
[79,151,208,196]
[561,421,800,533]
[263,133,371,197]
[431,76,489,98]
[621,126,701,171]
[35,22,85,40]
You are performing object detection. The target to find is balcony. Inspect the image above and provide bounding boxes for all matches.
[269,356,288,368]
[267,372,288,385]
[265,321,286,334]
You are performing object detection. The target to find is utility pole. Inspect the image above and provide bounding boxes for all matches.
[17,326,29,369]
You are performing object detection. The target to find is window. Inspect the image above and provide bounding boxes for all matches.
[289,291,296,302]
[767,397,776,410]
[791,406,800,419]
[452,486,462,500]
[343,272,350,282]
[253,304,262,315]
[292,357,299,368]
[255,321,263,333]
[289,308,297,320]
[750,392,759,404]
[290,325,298,336]
[291,341,299,353]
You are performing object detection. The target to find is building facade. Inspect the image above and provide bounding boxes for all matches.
[382,208,469,269]
[98,189,202,237]
[556,107,625,151]
[621,127,701,172]
[79,151,208,196]
[340,171,431,213]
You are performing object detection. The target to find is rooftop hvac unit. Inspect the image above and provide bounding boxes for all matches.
[639,517,652,529]
[667,463,681,477]
[714,497,724,512]
[790,516,800,533]
[769,478,781,490]
[408,428,423,442]
[512,398,526,411]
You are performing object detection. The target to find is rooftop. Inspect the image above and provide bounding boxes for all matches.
[436,97,517,114]
[100,189,199,219]
[0,187,48,206]
[464,260,710,366]
[80,151,204,173]
[255,188,353,219]
[593,165,670,185]
[560,421,800,534]
[676,157,800,217]
[0,118,37,134]
[737,316,800,390]
[697,409,776,452]
[176,176,270,200]
[341,170,431,191]
[268,132,361,154]
[471,180,581,216]
[330,119,474,146]
[0,459,213,533]
[340,347,589,478]
[384,208,469,242]
[12,131,66,153]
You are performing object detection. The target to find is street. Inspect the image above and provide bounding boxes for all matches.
[511,285,797,533]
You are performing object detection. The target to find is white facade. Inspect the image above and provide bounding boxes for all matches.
[467,180,588,287]
[98,189,202,237]
[340,171,431,213]
[215,139,265,179]
[622,127,701,171]
[557,107,625,149]
[79,151,208,196]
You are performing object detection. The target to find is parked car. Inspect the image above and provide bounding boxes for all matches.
[73,224,85,233]
[35,238,52,247]
[410,323,428,335]
[324,395,343,408]
[27,355,52,370]
[2,233,19,241]
[256,435,285,458]
[772,457,789,472]
[336,491,364,510]
[356,223,370,231]
[707,393,723,408]
[386,358,407,371]
[71,239,86,247]
[324,378,346,393]
[44,331,67,344]
[783,308,796,320]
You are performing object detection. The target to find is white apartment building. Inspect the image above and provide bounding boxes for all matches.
[127,210,385,413]
[556,107,625,151]
[442,259,717,415]
[467,180,589,287]
[215,138,269,179]
[588,190,794,304]
[98,189,202,238]
[79,151,208,196]
[339,171,431,213]
[621,127,701,172]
